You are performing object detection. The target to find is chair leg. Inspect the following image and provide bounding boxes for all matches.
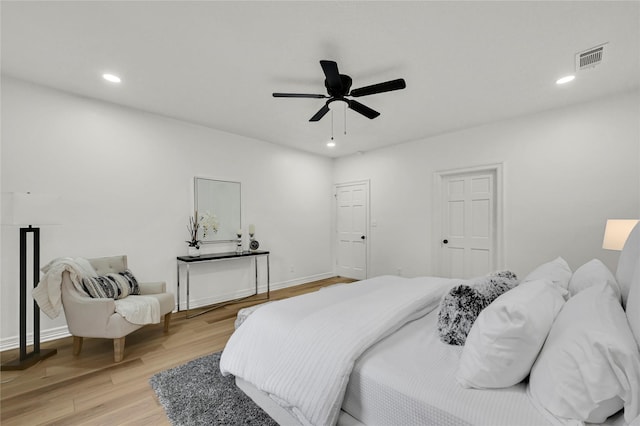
[164,312,172,333]
[73,336,83,356]
[113,337,126,363]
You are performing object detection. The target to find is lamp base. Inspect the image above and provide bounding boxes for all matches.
[0,348,57,371]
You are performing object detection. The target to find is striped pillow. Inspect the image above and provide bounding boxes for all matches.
[81,269,140,299]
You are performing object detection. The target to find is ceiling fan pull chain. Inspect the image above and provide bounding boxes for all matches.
[331,109,334,140]
[344,103,347,135]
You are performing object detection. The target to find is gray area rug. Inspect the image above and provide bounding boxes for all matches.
[149,352,278,425]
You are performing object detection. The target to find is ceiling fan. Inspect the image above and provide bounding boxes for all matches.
[273,60,406,122]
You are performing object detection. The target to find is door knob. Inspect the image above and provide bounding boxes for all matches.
[442,239,448,244]
[361,235,366,240]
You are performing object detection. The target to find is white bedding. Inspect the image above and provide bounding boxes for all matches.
[342,308,551,426]
[220,275,456,426]
[342,307,629,426]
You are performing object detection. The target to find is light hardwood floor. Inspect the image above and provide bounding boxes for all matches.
[0,276,354,425]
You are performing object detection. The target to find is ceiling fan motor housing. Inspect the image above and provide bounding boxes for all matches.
[326,74,352,97]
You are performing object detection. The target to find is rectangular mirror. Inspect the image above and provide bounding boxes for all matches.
[194,177,241,243]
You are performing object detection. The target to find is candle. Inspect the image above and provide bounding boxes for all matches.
[249,224,255,235]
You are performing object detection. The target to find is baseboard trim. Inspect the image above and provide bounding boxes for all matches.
[0,325,70,352]
[269,272,336,291]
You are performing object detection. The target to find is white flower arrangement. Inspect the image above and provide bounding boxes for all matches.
[186,210,219,248]
[201,211,219,237]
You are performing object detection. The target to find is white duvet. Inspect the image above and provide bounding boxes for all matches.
[220,275,455,426]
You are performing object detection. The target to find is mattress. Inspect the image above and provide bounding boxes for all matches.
[341,308,551,426]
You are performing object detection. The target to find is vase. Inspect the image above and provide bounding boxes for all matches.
[188,246,200,257]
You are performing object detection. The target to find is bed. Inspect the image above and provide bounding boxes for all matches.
[220,222,640,426]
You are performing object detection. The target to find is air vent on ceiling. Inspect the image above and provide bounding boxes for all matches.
[576,43,607,71]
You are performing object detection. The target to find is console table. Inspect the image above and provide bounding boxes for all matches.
[176,250,270,318]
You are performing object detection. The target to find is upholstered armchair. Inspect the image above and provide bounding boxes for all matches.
[60,255,174,362]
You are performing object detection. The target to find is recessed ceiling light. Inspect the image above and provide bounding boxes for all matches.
[556,75,575,85]
[102,73,122,83]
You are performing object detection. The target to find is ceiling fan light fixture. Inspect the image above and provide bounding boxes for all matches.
[328,99,348,111]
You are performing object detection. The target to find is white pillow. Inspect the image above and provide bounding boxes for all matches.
[568,259,619,300]
[617,222,640,308]
[528,282,640,424]
[523,256,572,290]
[456,279,566,389]
[626,263,640,351]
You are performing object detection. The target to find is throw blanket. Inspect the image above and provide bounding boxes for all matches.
[220,275,455,426]
[114,295,161,325]
[33,257,97,319]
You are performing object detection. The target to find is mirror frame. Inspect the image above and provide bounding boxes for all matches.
[194,177,241,243]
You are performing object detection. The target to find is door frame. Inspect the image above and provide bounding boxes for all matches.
[432,163,504,277]
[333,179,370,279]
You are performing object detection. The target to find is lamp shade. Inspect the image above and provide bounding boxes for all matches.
[602,219,640,251]
[1,192,61,226]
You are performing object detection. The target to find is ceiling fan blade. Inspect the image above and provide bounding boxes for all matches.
[347,99,380,119]
[320,60,342,91]
[273,93,327,98]
[309,103,330,122]
[349,78,406,97]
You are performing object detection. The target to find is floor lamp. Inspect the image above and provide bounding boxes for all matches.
[1,192,59,370]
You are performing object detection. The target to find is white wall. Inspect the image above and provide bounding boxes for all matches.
[0,76,334,348]
[334,91,640,279]
[2,77,638,351]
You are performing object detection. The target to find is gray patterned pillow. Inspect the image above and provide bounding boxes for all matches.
[81,269,140,299]
[437,271,519,345]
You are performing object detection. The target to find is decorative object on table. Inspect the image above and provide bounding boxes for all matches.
[236,229,243,254]
[249,223,260,251]
[186,213,202,253]
[149,351,277,425]
[186,210,219,256]
[1,192,60,370]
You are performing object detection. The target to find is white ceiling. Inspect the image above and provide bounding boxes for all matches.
[2,1,639,158]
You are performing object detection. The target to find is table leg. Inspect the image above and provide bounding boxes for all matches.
[176,262,181,312]
[186,263,190,312]
[254,256,258,296]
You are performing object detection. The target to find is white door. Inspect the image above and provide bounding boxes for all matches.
[438,168,500,278]
[335,181,369,280]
